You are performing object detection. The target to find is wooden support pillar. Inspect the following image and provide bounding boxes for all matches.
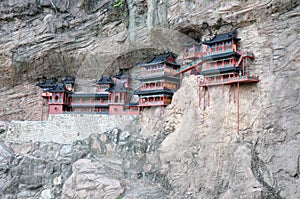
[40,97,44,121]
[193,45,196,57]
[215,43,217,53]
[203,87,206,110]
[233,83,236,103]
[222,42,225,53]
[222,84,224,94]
[237,82,240,136]
[246,57,249,76]
[228,84,231,104]
[207,87,210,107]
[198,87,201,108]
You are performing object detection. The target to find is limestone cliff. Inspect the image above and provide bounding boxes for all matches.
[0,0,299,198]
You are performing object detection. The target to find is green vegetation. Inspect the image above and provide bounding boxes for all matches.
[113,0,125,7]
[0,128,5,134]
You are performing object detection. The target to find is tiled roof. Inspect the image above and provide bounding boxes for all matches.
[138,52,180,67]
[62,77,75,84]
[202,30,241,45]
[70,93,109,98]
[48,84,67,93]
[134,89,174,96]
[107,83,131,93]
[97,76,114,85]
[113,69,129,79]
[201,51,241,61]
[36,79,56,89]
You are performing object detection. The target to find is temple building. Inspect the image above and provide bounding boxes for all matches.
[180,42,204,74]
[134,53,180,107]
[107,69,140,115]
[36,78,74,120]
[69,76,113,113]
[198,30,259,87]
[177,30,260,135]
[36,30,258,124]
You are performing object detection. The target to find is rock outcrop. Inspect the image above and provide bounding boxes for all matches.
[0,0,299,198]
[1,127,171,198]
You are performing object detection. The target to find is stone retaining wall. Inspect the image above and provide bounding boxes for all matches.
[5,114,139,144]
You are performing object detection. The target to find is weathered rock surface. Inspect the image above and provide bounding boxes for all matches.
[0,127,170,198]
[159,73,299,198]
[0,0,299,198]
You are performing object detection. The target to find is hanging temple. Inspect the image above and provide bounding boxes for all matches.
[36,30,259,120]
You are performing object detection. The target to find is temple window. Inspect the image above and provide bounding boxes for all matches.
[55,94,59,102]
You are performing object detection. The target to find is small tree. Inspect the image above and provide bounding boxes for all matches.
[0,128,5,134]
[113,0,125,7]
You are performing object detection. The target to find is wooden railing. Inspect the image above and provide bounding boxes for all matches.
[199,75,259,86]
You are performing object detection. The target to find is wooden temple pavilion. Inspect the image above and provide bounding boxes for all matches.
[36,78,74,120]
[134,53,180,107]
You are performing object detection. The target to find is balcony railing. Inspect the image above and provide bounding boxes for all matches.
[201,64,234,71]
[141,69,177,77]
[176,59,203,73]
[139,101,166,106]
[49,99,62,103]
[199,75,259,86]
[183,51,205,59]
[141,86,164,91]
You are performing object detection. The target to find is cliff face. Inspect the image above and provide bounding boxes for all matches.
[0,0,299,198]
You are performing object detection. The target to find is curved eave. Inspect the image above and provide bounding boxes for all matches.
[201,51,240,61]
[138,61,180,68]
[134,89,175,96]
[198,67,240,76]
[136,74,180,82]
[70,104,109,108]
[70,93,109,98]
[36,85,56,89]
[49,90,72,94]
[202,37,241,45]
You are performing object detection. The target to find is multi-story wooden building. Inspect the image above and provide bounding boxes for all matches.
[198,30,259,86]
[69,76,113,113]
[107,69,140,115]
[134,53,181,107]
[36,78,74,120]
[36,71,140,119]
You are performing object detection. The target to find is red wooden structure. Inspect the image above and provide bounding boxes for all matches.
[68,76,113,113]
[178,30,260,135]
[178,43,205,75]
[37,72,140,119]
[36,78,74,120]
[135,53,180,108]
[108,69,140,115]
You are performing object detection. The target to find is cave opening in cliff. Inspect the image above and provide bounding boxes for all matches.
[105,48,170,73]
[178,26,203,43]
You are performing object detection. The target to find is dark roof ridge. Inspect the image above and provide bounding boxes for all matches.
[137,52,179,67]
[202,30,240,45]
[97,75,114,84]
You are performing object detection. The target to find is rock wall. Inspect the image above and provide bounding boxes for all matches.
[5,114,139,144]
[0,0,299,198]
[0,127,169,199]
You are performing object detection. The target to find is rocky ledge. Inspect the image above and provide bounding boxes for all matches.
[0,127,170,199]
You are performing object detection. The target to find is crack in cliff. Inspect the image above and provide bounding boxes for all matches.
[251,148,282,198]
